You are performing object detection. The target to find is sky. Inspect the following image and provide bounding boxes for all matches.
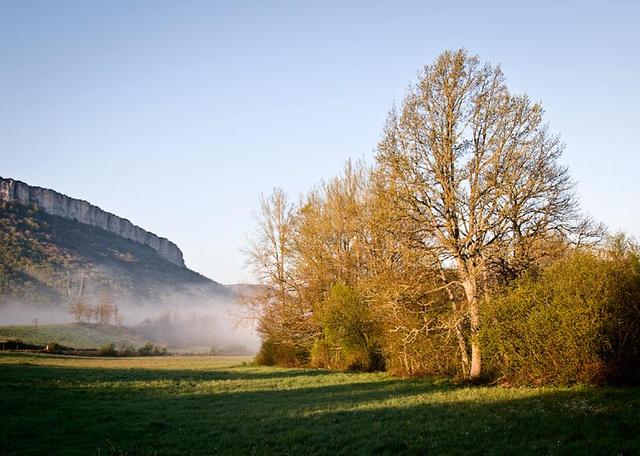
[1,0,638,284]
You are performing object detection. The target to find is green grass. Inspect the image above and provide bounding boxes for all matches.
[0,323,146,349]
[1,353,639,455]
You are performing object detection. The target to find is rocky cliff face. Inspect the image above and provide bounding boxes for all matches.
[0,177,185,267]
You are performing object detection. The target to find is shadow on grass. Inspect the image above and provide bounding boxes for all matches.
[1,360,639,455]
[3,360,342,381]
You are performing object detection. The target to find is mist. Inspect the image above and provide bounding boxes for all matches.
[0,285,260,353]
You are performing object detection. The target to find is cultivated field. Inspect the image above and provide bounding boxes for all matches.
[0,353,638,455]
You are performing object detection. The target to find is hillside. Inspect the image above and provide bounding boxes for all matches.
[0,176,184,265]
[0,200,233,320]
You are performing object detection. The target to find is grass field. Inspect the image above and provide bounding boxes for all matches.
[0,323,147,349]
[1,354,639,455]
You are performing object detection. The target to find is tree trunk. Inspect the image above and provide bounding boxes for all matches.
[454,321,470,378]
[441,268,470,377]
[462,275,481,380]
[469,301,481,380]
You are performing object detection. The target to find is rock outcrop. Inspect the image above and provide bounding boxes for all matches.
[0,177,185,267]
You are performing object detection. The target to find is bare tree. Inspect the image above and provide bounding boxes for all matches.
[113,305,124,327]
[376,49,581,380]
[95,292,115,325]
[66,269,90,322]
[243,188,315,351]
[246,188,296,300]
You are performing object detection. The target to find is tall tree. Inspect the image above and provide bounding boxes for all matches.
[294,161,371,294]
[376,49,578,380]
[243,188,315,358]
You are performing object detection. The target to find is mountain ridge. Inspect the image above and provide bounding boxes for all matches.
[0,183,233,323]
[0,176,184,266]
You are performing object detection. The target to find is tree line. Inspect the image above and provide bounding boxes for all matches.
[243,49,640,385]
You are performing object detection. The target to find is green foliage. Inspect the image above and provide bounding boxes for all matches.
[98,342,117,356]
[255,337,307,367]
[481,249,640,385]
[0,202,229,307]
[380,323,460,378]
[46,342,66,352]
[137,342,168,356]
[313,284,384,371]
[138,342,155,356]
[121,344,137,356]
[1,353,640,454]
[249,180,638,385]
[308,339,332,368]
[369,281,462,377]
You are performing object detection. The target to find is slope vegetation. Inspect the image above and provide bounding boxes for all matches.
[0,201,231,312]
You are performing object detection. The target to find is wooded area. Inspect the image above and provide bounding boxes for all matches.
[243,50,640,385]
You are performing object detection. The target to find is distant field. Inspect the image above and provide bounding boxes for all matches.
[0,322,147,349]
[1,354,639,455]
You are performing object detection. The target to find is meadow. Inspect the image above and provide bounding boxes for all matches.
[0,354,639,455]
[0,323,146,349]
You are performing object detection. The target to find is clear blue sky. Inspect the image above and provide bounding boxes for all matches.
[1,1,638,284]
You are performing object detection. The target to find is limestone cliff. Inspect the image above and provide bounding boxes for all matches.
[0,177,184,267]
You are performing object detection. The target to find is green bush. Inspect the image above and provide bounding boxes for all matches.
[98,342,117,357]
[309,339,332,368]
[381,326,460,378]
[255,337,307,367]
[481,248,640,385]
[153,345,168,356]
[46,342,68,353]
[138,342,154,356]
[313,284,384,371]
[121,344,137,356]
[136,342,169,357]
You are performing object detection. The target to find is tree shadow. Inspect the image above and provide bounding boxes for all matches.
[2,360,344,381]
[1,360,638,455]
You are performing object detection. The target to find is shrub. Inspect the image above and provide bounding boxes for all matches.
[136,342,169,356]
[121,344,137,356]
[153,345,168,356]
[313,284,384,371]
[481,248,640,385]
[46,342,70,353]
[138,342,154,356]
[255,337,307,367]
[309,339,332,368]
[381,326,460,378]
[371,289,461,377]
[98,342,117,357]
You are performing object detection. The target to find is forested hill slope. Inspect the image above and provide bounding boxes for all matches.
[0,200,233,318]
[0,176,184,265]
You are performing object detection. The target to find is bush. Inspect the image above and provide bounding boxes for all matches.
[121,344,137,356]
[136,342,168,356]
[138,342,154,356]
[381,326,460,378]
[309,339,332,368]
[371,289,461,377]
[46,343,71,353]
[98,342,117,357]
[312,284,384,371]
[153,345,168,356]
[255,337,307,367]
[481,248,640,385]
